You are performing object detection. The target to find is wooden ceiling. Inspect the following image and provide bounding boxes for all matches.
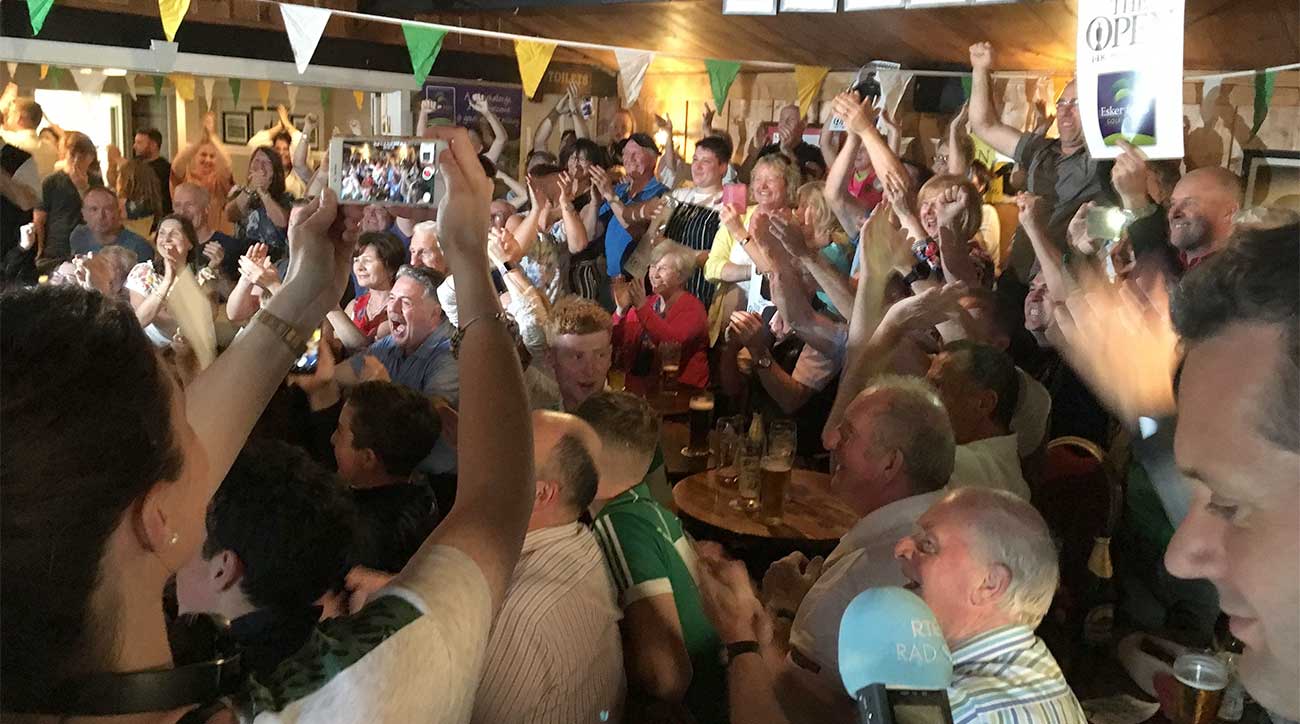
[423,0,1298,73]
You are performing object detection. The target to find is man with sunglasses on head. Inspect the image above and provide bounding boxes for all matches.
[967,42,1118,282]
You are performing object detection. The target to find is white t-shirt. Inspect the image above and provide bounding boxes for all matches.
[949,433,1031,500]
[251,545,493,724]
[1011,369,1051,458]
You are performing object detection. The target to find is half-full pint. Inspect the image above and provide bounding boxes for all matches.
[688,394,714,453]
[760,455,792,520]
[1172,653,1228,724]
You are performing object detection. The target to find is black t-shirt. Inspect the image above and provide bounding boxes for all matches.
[351,482,439,573]
[148,156,174,214]
[39,172,102,263]
[1,144,33,258]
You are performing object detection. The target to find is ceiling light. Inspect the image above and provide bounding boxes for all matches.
[723,0,778,14]
[78,68,94,75]
[102,68,128,77]
[843,0,905,8]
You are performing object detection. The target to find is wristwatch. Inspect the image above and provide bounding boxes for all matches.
[720,640,761,667]
[754,354,774,370]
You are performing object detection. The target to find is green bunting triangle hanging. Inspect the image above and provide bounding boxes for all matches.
[705,59,742,113]
[229,78,242,107]
[320,86,332,109]
[960,74,973,100]
[401,24,447,84]
[1251,70,1277,137]
[27,0,54,35]
[152,75,165,96]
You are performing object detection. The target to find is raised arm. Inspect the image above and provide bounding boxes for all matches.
[557,172,590,255]
[1018,192,1070,298]
[823,129,869,235]
[566,84,590,139]
[531,94,567,153]
[468,93,508,163]
[495,170,529,209]
[967,43,1024,158]
[946,103,974,177]
[400,127,533,610]
[831,93,909,203]
[291,115,316,185]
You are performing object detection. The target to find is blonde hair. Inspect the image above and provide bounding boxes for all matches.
[919,174,983,241]
[545,296,612,344]
[796,181,840,241]
[650,241,698,280]
[116,159,164,218]
[752,154,800,207]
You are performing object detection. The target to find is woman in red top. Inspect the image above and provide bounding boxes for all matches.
[326,230,405,353]
[611,241,710,394]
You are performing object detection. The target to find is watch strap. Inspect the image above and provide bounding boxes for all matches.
[251,308,307,358]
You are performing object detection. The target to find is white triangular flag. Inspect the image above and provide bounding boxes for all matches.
[151,39,180,74]
[72,69,107,98]
[279,4,332,74]
[875,69,913,118]
[6,62,16,77]
[124,73,139,100]
[202,77,216,108]
[285,84,299,113]
[613,48,654,106]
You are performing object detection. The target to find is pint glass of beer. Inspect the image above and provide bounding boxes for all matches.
[684,393,714,457]
[760,453,792,521]
[1171,653,1228,724]
[659,342,682,395]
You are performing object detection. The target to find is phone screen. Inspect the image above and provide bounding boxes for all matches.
[330,137,447,207]
[1086,205,1129,241]
[722,183,748,209]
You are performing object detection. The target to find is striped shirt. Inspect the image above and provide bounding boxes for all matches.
[946,625,1087,724]
[471,522,626,724]
[664,187,723,308]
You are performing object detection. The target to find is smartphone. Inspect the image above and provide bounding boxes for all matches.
[855,684,954,724]
[329,136,448,207]
[722,183,748,209]
[1086,205,1132,242]
[291,329,322,375]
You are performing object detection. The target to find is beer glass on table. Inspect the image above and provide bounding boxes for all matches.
[684,392,714,458]
[607,347,627,392]
[760,447,793,523]
[768,419,797,460]
[659,342,682,396]
[714,416,744,491]
[1171,653,1228,724]
[734,438,762,513]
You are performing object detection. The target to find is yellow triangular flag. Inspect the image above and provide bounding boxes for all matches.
[257,80,271,108]
[169,73,195,102]
[157,0,191,42]
[514,40,557,99]
[353,90,365,110]
[793,65,829,123]
[40,64,49,80]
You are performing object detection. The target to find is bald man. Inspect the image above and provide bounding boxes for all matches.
[1126,166,1242,276]
[747,104,824,183]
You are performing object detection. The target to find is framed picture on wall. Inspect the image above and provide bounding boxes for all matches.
[250,107,280,138]
[1242,149,1300,212]
[222,112,250,145]
[291,114,317,147]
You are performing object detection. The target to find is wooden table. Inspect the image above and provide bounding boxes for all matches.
[672,468,859,565]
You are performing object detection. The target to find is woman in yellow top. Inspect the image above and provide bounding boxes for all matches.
[703,153,800,345]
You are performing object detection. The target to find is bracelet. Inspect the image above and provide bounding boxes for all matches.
[450,311,514,359]
[252,308,308,358]
[720,640,762,667]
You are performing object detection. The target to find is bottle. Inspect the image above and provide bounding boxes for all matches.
[1215,613,1247,722]
[747,412,766,450]
[1080,535,1118,649]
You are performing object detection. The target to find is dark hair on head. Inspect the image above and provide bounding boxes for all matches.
[116,159,165,216]
[478,153,497,179]
[527,150,558,170]
[529,163,565,178]
[538,433,601,512]
[356,231,406,281]
[1,285,183,709]
[250,145,288,199]
[152,214,202,273]
[136,127,163,148]
[272,131,293,148]
[943,340,1020,429]
[65,131,96,161]
[561,138,606,169]
[575,391,661,462]
[1173,221,1300,452]
[626,132,661,156]
[345,381,442,478]
[14,98,43,128]
[201,439,357,611]
[695,135,734,166]
[560,129,578,142]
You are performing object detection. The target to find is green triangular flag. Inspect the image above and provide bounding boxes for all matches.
[49,66,63,89]
[705,59,742,113]
[27,0,54,35]
[401,24,446,84]
[320,86,332,109]
[1251,70,1277,137]
[152,75,165,96]
[960,74,973,100]
[229,78,242,106]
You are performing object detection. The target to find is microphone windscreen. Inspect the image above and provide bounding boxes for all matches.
[838,587,953,695]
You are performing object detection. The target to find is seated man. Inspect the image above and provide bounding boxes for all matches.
[175,439,357,680]
[577,391,727,724]
[896,487,1086,723]
[333,381,441,573]
[774,376,956,683]
[69,186,153,261]
[927,340,1030,499]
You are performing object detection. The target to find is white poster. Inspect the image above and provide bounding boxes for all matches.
[1076,0,1185,159]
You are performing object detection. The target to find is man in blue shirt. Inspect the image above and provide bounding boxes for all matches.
[68,187,153,261]
[593,133,669,282]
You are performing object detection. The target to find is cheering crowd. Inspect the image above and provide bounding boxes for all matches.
[1,39,1297,724]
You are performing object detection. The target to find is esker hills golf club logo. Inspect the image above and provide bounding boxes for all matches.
[1096,71,1156,146]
